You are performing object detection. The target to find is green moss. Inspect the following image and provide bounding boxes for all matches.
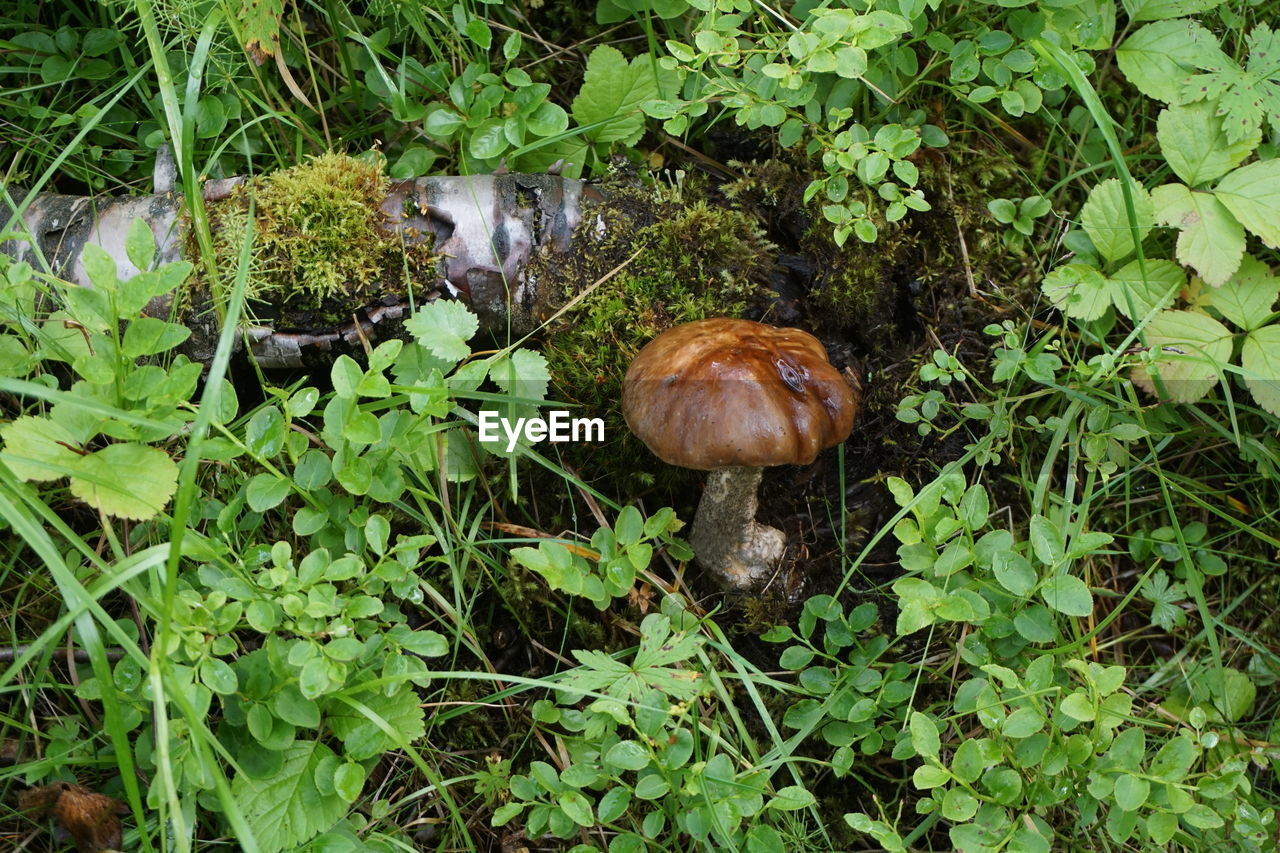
[194,151,424,328]
[530,179,777,498]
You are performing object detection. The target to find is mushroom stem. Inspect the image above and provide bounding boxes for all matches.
[689,466,787,588]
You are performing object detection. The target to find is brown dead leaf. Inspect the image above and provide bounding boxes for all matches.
[19,781,126,853]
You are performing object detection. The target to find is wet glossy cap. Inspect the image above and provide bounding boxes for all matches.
[622,318,857,470]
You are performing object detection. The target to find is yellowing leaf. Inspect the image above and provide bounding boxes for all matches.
[1041,263,1111,321]
[1206,254,1280,331]
[1213,159,1280,249]
[1151,183,1244,287]
[1241,325,1280,416]
[1106,259,1183,320]
[69,443,178,520]
[0,416,81,482]
[1080,179,1153,263]
[1132,309,1235,402]
[237,0,283,65]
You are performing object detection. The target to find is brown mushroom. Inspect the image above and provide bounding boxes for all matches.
[622,318,857,587]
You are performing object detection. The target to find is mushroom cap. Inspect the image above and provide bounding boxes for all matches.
[622,318,857,470]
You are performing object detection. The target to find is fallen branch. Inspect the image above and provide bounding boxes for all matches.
[2,172,605,368]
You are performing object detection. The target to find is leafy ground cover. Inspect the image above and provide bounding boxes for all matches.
[2,1,1280,851]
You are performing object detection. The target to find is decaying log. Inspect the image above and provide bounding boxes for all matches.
[1,174,605,368]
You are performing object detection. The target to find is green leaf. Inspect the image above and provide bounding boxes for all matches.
[1081,179,1153,263]
[122,317,191,357]
[1131,309,1234,402]
[333,762,365,804]
[558,789,594,827]
[246,473,290,512]
[200,658,238,695]
[490,348,551,401]
[331,356,363,399]
[1041,263,1111,321]
[403,300,478,366]
[1028,515,1064,568]
[1213,158,1280,249]
[1158,102,1259,186]
[892,577,940,635]
[1039,575,1093,617]
[1180,25,1280,144]
[909,711,940,759]
[769,785,816,811]
[941,787,978,821]
[913,765,950,789]
[951,739,985,784]
[246,405,286,459]
[993,551,1037,596]
[468,119,509,161]
[1151,184,1244,287]
[1209,255,1280,332]
[1242,325,1280,416]
[0,415,81,481]
[605,740,651,772]
[1060,691,1095,721]
[326,685,425,760]
[1116,20,1227,103]
[125,217,155,271]
[1106,259,1183,320]
[70,442,178,520]
[572,45,659,146]
[1129,0,1225,22]
[231,739,347,853]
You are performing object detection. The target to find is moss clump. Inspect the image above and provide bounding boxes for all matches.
[195,151,418,328]
[516,181,777,504]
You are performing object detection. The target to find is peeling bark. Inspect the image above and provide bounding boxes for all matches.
[1,174,605,368]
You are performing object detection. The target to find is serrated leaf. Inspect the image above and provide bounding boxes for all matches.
[1081,179,1153,263]
[490,348,550,401]
[571,45,659,146]
[1152,183,1244,287]
[1241,325,1280,416]
[1116,20,1228,103]
[0,415,81,482]
[1158,101,1260,187]
[1180,24,1280,144]
[231,739,347,853]
[1106,259,1183,320]
[326,685,425,760]
[1132,309,1235,402]
[403,300,477,366]
[1208,254,1280,331]
[1129,0,1224,21]
[1213,159,1280,249]
[69,443,178,520]
[1040,575,1093,617]
[1041,263,1112,320]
